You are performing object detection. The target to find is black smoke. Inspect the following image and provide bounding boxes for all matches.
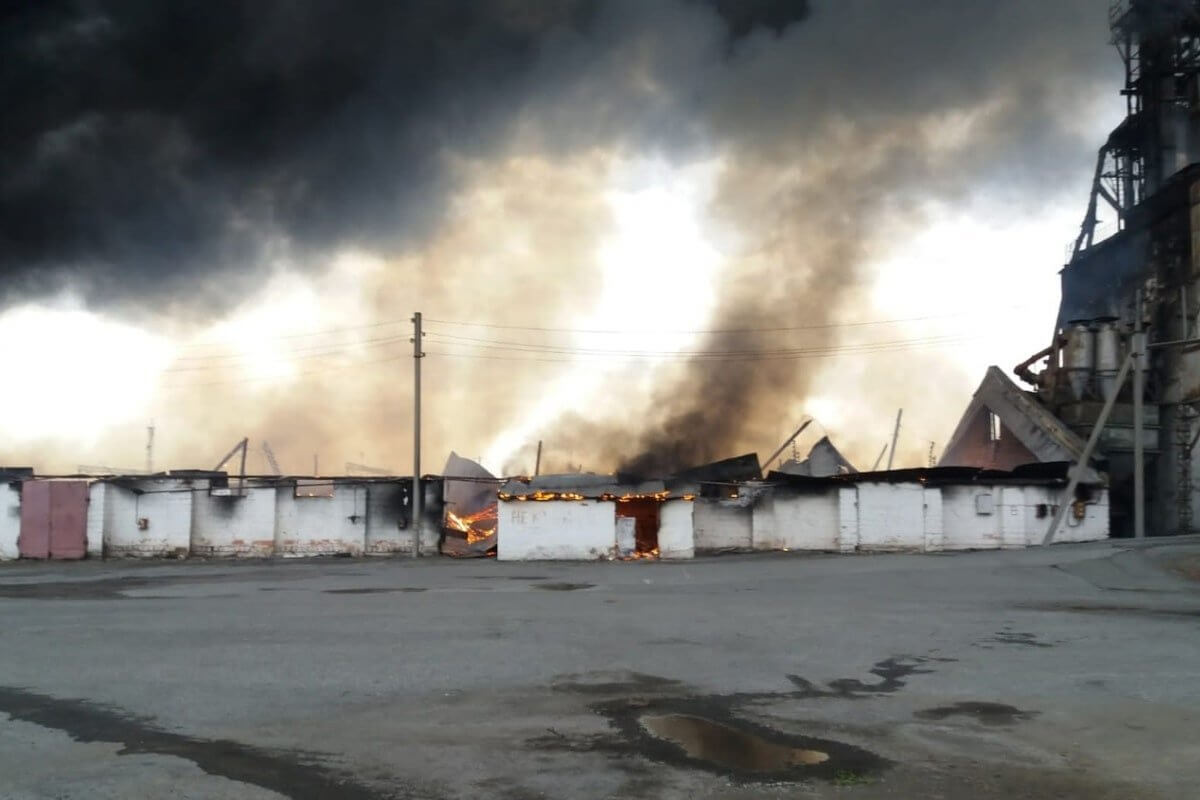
[2,1,1122,476]
[0,0,808,313]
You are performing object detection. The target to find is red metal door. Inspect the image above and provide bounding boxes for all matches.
[49,481,88,560]
[18,481,51,559]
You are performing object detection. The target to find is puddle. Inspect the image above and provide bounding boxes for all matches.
[640,714,829,771]
[915,701,1038,726]
[533,582,594,592]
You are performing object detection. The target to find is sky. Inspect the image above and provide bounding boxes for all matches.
[0,1,1125,476]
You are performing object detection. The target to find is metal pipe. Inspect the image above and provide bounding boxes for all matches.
[1044,351,1134,545]
[1013,344,1055,387]
[412,312,424,557]
[764,420,813,469]
[1147,337,1200,349]
[887,409,903,470]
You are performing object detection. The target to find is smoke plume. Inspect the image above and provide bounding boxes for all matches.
[1,1,1119,475]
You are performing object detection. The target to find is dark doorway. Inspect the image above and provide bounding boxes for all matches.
[615,499,660,556]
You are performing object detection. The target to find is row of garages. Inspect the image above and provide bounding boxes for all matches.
[0,465,1108,561]
[0,474,442,561]
[494,465,1110,560]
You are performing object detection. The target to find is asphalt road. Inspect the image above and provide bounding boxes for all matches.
[1,541,1198,799]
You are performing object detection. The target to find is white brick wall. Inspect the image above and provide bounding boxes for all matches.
[0,483,20,560]
[692,499,752,551]
[658,500,694,559]
[497,499,615,561]
[104,479,196,557]
[365,483,412,555]
[855,483,926,551]
[941,486,1004,550]
[274,483,366,556]
[192,486,277,557]
[85,482,105,557]
[755,490,839,551]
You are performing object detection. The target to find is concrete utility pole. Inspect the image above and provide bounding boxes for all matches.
[1133,291,1146,539]
[534,440,543,477]
[1044,351,1134,545]
[411,312,424,557]
[887,409,903,471]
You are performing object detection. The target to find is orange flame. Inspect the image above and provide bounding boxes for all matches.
[444,504,498,544]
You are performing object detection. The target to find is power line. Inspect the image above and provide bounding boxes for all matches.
[422,307,1029,335]
[163,305,1028,355]
[163,335,411,371]
[157,352,409,390]
[422,335,989,364]
[422,330,984,359]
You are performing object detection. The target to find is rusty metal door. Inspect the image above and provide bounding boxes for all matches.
[18,481,51,559]
[49,481,88,559]
[18,480,88,560]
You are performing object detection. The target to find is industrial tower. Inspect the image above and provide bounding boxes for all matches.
[944,1,1200,536]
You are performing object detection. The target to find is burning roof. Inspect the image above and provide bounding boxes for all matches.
[498,474,676,502]
[442,452,502,558]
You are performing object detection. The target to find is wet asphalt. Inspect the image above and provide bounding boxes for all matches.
[0,541,1198,799]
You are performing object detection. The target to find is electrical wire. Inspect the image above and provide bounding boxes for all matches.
[163,305,1028,355]
[423,335,988,364]
[423,306,1029,335]
[422,329,977,358]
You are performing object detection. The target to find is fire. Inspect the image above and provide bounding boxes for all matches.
[625,547,660,561]
[496,491,587,501]
[605,490,671,502]
[444,504,498,544]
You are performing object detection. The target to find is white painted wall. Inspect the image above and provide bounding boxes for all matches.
[497,499,615,561]
[0,483,21,560]
[365,483,411,555]
[750,492,777,551]
[85,482,105,558]
[838,486,858,553]
[999,487,1028,548]
[692,499,752,551]
[1056,486,1109,543]
[1019,485,1109,545]
[192,487,276,557]
[855,483,927,551]
[756,491,839,551]
[941,486,1003,550]
[923,487,943,552]
[274,483,366,556]
[104,479,196,557]
[658,500,694,559]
